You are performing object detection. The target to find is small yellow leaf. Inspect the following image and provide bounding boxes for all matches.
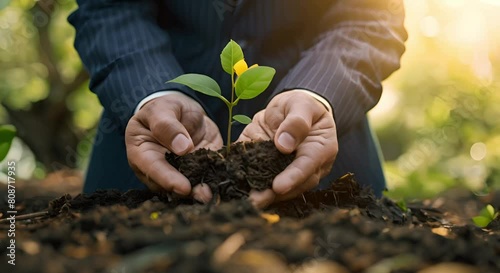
[234,59,248,76]
[431,227,449,237]
[260,213,280,224]
[150,212,160,220]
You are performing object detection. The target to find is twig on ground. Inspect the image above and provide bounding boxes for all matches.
[0,211,48,224]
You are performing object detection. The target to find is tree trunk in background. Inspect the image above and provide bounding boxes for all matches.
[2,1,89,170]
[4,95,84,170]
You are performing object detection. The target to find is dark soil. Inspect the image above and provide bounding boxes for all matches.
[1,171,500,273]
[166,140,295,200]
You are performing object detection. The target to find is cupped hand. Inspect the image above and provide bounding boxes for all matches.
[125,92,222,202]
[237,90,338,208]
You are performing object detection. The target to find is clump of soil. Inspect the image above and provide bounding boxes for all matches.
[269,173,408,224]
[165,140,294,200]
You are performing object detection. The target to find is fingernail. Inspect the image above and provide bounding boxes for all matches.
[248,190,273,209]
[249,198,264,209]
[277,132,295,151]
[172,134,191,154]
[194,184,212,203]
[193,194,207,203]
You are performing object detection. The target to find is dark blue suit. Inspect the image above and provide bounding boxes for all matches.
[69,0,407,195]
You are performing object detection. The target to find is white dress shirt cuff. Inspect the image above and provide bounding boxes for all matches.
[134,91,185,114]
[290,89,333,115]
[135,89,333,117]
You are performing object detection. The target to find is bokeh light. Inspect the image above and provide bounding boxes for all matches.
[470,142,487,161]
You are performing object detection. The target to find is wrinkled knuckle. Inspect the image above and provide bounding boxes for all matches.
[269,93,285,104]
[183,113,204,131]
[150,116,172,134]
[295,91,313,101]
[141,98,164,114]
[263,110,277,122]
[254,110,265,120]
[125,117,140,133]
[287,92,313,106]
[187,111,204,124]
[287,115,310,130]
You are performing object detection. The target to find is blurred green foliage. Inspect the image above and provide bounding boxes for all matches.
[373,0,500,199]
[0,124,15,161]
[0,0,100,129]
[0,0,100,178]
[1,0,499,199]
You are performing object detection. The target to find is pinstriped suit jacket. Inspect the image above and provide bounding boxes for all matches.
[69,0,407,194]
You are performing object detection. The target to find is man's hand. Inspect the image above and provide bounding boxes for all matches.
[125,93,222,202]
[237,90,338,208]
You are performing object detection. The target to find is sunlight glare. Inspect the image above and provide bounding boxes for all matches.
[449,8,487,47]
[442,0,466,7]
[481,0,500,6]
[369,86,399,126]
[420,16,440,37]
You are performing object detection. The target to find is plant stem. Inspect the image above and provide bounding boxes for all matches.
[227,105,233,154]
[226,71,235,153]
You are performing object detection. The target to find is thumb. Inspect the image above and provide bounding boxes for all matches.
[274,110,312,154]
[170,133,193,155]
[152,117,194,155]
[137,104,194,155]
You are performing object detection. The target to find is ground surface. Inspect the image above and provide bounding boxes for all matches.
[0,171,499,273]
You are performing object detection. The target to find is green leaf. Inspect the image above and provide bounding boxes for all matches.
[220,40,244,75]
[485,205,496,218]
[396,200,408,212]
[473,216,492,228]
[233,115,252,124]
[0,125,16,162]
[235,66,276,100]
[168,74,222,98]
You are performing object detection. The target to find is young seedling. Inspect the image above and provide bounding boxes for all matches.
[472,204,498,228]
[396,199,408,213]
[0,125,16,162]
[167,40,276,153]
